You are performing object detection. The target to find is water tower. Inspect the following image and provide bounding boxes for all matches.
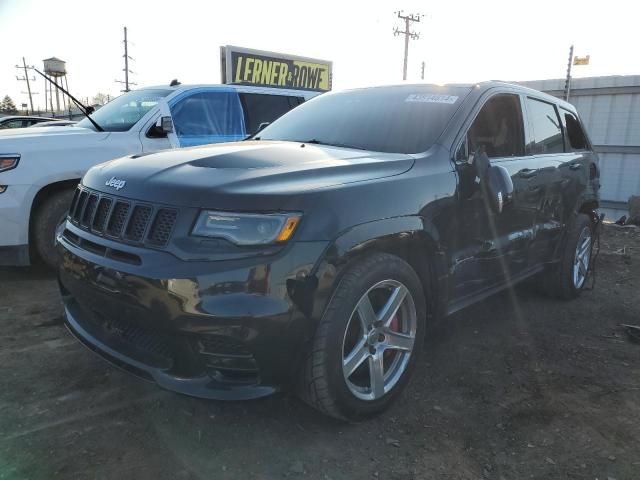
[43,57,69,114]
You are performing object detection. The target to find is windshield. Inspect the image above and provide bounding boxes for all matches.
[258,86,470,154]
[77,89,173,132]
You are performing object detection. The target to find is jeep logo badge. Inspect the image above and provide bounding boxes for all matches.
[105,177,126,190]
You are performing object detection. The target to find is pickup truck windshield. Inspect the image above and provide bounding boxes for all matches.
[257,86,471,154]
[77,89,173,132]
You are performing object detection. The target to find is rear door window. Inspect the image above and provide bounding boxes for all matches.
[526,98,564,154]
[467,93,525,159]
[559,108,589,151]
[240,93,303,135]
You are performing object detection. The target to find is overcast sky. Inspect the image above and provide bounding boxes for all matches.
[0,0,638,109]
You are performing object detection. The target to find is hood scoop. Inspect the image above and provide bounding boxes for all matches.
[188,143,343,169]
[190,153,279,169]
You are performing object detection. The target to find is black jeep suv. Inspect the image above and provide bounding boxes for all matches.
[58,83,600,420]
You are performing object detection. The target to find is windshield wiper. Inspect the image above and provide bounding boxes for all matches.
[31,67,104,132]
[301,139,367,150]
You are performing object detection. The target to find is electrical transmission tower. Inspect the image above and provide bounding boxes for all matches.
[393,11,422,81]
[115,26,137,92]
[15,57,37,113]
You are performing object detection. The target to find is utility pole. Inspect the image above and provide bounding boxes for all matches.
[393,11,422,81]
[124,26,129,91]
[421,61,425,80]
[564,44,574,101]
[15,57,36,113]
[115,26,136,92]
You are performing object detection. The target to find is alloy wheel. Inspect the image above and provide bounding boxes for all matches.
[573,226,592,289]
[341,279,417,401]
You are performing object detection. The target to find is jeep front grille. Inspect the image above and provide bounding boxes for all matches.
[68,186,178,248]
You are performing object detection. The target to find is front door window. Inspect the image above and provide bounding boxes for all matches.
[169,90,245,147]
[468,94,525,158]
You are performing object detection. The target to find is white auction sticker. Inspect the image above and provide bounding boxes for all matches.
[405,94,459,104]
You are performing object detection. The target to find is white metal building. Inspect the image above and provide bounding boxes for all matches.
[517,75,640,212]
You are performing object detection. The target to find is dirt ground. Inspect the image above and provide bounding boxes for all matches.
[1,224,639,480]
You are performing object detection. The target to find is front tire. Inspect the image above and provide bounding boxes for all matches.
[299,253,426,421]
[32,189,74,269]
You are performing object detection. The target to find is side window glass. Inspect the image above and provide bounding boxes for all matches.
[170,91,245,146]
[240,93,300,135]
[560,109,588,151]
[467,94,524,159]
[526,98,564,154]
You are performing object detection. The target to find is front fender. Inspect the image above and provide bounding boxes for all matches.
[329,216,438,260]
[298,216,448,337]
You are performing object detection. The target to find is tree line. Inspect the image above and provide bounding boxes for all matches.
[0,95,18,114]
[0,92,113,116]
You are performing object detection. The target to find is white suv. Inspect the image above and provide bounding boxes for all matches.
[0,84,317,267]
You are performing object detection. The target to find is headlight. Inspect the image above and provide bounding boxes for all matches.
[0,154,20,173]
[192,211,301,245]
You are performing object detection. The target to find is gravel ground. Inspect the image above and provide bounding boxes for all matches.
[1,224,639,480]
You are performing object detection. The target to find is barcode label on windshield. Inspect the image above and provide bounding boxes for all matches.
[405,94,459,104]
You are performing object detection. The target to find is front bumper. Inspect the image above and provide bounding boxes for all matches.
[0,183,35,265]
[57,230,330,400]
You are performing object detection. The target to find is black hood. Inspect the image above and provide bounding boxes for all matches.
[82,141,414,209]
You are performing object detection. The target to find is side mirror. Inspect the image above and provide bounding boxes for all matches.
[160,116,174,134]
[485,165,514,213]
[471,148,513,214]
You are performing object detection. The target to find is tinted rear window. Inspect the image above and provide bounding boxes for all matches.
[258,86,469,154]
[240,93,303,135]
[560,108,589,151]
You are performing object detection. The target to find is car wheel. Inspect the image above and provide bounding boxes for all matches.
[33,189,74,269]
[299,252,426,421]
[539,213,594,299]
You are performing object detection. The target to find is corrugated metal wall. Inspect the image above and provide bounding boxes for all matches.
[517,75,640,206]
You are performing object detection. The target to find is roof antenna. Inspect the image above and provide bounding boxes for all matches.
[169,79,181,86]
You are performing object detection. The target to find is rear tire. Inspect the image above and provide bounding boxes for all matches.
[538,213,594,300]
[298,252,426,421]
[33,189,74,269]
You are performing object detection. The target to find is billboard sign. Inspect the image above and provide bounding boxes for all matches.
[220,45,332,92]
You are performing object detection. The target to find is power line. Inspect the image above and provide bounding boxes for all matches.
[393,11,422,81]
[115,26,137,92]
[15,57,37,113]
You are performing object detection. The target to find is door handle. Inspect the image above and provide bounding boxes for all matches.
[518,168,538,178]
[569,163,583,170]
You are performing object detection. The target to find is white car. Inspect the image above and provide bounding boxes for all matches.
[0,84,317,267]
